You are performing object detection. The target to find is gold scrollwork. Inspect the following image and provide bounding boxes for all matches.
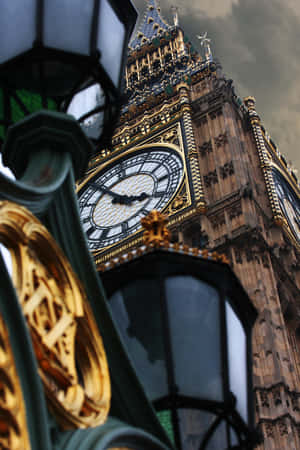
[0,201,110,429]
[149,126,180,147]
[0,314,31,449]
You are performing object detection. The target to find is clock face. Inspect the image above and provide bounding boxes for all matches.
[273,169,300,243]
[78,147,184,250]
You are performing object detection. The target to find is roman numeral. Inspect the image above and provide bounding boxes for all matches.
[138,153,150,173]
[100,229,109,240]
[121,222,129,233]
[157,174,168,182]
[86,227,95,238]
[117,165,126,179]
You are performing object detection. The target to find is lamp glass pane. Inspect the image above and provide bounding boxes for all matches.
[225,301,248,422]
[44,0,93,55]
[97,0,125,87]
[156,410,175,445]
[178,409,227,450]
[109,279,168,400]
[67,83,105,139]
[230,427,239,446]
[0,0,35,63]
[165,276,223,401]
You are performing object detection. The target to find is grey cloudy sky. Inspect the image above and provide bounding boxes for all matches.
[132,0,300,173]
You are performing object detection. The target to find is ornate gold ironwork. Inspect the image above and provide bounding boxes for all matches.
[0,201,110,429]
[141,210,171,246]
[0,314,31,449]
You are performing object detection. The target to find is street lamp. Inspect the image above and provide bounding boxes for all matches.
[0,2,174,449]
[100,212,259,450]
[0,0,137,148]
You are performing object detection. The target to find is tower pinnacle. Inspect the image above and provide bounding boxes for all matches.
[171,6,179,27]
[129,0,171,50]
[197,32,213,62]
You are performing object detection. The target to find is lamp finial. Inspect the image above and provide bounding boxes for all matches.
[141,210,171,246]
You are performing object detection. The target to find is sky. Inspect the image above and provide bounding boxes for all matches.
[132,0,300,173]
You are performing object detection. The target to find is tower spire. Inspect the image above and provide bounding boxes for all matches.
[129,0,172,50]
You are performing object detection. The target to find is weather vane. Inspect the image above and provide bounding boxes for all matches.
[197,32,213,61]
[171,6,179,27]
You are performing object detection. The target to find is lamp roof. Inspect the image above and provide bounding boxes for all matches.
[99,210,257,330]
[98,210,229,272]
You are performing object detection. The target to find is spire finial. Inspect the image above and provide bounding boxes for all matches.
[171,6,179,26]
[197,32,213,62]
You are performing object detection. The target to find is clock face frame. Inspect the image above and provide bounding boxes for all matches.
[272,168,300,244]
[77,145,185,251]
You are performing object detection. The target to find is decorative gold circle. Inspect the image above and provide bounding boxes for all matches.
[0,314,31,449]
[0,201,110,429]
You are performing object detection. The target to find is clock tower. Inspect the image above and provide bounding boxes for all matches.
[77,1,300,448]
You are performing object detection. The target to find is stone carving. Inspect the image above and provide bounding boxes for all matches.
[220,161,234,179]
[214,132,228,148]
[260,390,270,408]
[203,170,218,187]
[210,213,225,229]
[199,140,212,157]
[229,203,242,220]
[235,249,243,264]
[273,386,282,406]
[265,423,274,438]
[278,418,288,436]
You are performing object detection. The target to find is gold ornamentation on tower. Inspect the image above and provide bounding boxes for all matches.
[0,201,111,429]
[0,314,31,449]
[141,210,171,246]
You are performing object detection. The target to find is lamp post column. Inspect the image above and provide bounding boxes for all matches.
[0,110,172,449]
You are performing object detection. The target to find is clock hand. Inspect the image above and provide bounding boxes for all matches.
[112,191,150,205]
[89,183,149,206]
[126,192,149,202]
[111,195,132,205]
[89,182,118,197]
[112,192,150,205]
[89,182,129,204]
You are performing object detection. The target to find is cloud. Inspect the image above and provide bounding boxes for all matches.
[132,0,300,171]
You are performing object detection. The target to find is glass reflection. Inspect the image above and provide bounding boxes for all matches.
[67,83,105,139]
[0,0,35,63]
[109,279,168,400]
[226,301,248,422]
[44,0,92,55]
[178,409,227,450]
[0,244,12,276]
[97,0,125,87]
[165,276,223,401]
